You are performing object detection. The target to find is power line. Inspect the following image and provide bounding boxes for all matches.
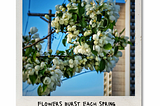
[50,33,55,48]
[55,33,64,53]
[28,0,31,11]
[44,33,54,52]
[25,86,38,96]
[44,41,48,52]
[23,0,31,35]
[23,85,29,90]
[62,70,97,81]
[24,17,29,35]
[63,0,66,3]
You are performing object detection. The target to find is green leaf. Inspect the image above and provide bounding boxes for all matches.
[73,14,77,22]
[61,25,64,33]
[120,28,125,35]
[68,9,77,13]
[99,3,104,10]
[38,66,46,75]
[64,71,69,78]
[31,40,35,43]
[23,36,27,42]
[29,74,37,85]
[92,28,97,34]
[33,51,37,62]
[62,34,67,47]
[102,11,105,16]
[96,0,99,4]
[88,25,92,30]
[62,38,67,47]
[115,36,119,43]
[119,46,124,50]
[69,49,73,56]
[81,17,86,27]
[43,84,47,92]
[57,51,65,56]
[112,20,116,26]
[25,47,32,56]
[37,85,42,96]
[62,3,66,8]
[99,59,105,72]
[91,50,98,56]
[114,46,118,55]
[109,21,116,30]
[79,36,85,45]
[86,41,93,45]
[56,12,63,17]
[65,49,69,55]
[78,1,85,18]
[104,43,112,50]
[97,14,102,22]
[103,19,108,27]
[127,41,133,45]
[67,68,73,77]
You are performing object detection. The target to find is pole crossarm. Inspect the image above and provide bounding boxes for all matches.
[23,30,55,50]
[28,11,55,17]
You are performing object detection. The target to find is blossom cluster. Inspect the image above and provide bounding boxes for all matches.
[22,0,131,96]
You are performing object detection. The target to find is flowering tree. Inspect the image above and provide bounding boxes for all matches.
[22,0,131,96]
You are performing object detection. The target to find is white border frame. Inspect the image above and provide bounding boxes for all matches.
[125,0,131,96]
[16,0,142,105]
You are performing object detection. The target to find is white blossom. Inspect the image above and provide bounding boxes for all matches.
[116,51,122,57]
[43,77,51,85]
[69,59,74,64]
[93,34,99,40]
[35,58,40,64]
[55,5,61,11]
[32,34,39,39]
[28,69,35,75]
[36,44,42,50]
[30,27,38,34]
[35,65,40,71]
[95,45,101,52]
[71,0,76,3]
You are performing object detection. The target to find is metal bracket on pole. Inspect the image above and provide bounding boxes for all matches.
[40,16,49,23]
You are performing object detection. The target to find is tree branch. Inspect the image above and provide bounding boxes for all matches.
[23,30,55,50]
[39,55,69,58]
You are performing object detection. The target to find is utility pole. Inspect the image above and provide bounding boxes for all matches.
[48,10,52,51]
[28,10,55,96]
[28,10,55,52]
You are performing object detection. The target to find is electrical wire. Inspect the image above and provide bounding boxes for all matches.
[25,86,38,96]
[55,33,64,53]
[28,0,31,11]
[44,41,48,52]
[24,17,29,35]
[62,70,97,81]
[23,0,31,35]
[50,33,54,49]
[23,85,29,90]
[63,0,66,3]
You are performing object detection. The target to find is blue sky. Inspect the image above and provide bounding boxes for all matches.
[22,0,125,96]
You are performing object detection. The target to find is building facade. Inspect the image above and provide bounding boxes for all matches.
[104,0,135,96]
